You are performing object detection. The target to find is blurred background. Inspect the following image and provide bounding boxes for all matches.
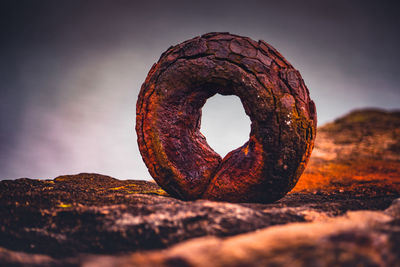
[1,0,399,180]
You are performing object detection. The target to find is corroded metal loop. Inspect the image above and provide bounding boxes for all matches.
[136,32,317,203]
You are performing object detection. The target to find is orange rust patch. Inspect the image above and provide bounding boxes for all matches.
[243,144,249,156]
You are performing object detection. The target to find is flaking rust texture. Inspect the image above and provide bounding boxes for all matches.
[136,32,317,203]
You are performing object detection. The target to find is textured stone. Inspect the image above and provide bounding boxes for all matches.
[136,32,317,203]
[293,109,400,194]
[0,177,398,267]
[83,201,400,267]
[0,172,397,262]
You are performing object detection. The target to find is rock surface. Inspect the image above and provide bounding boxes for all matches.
[81,200,400,267]
[0,109,399,266]
[292,108,400,194]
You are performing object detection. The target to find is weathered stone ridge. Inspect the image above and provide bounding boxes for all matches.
[0,172,398,266]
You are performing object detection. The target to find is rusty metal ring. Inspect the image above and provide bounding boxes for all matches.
[136,32,317,203]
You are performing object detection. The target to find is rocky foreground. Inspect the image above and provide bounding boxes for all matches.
[1,108,399,266]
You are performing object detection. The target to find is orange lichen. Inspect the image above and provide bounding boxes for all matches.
[57,203,72,208]
[291,158,400,195]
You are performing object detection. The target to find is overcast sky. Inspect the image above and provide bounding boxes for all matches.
[1,0,399,180]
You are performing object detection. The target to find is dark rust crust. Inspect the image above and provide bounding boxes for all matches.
[136,32,317,203]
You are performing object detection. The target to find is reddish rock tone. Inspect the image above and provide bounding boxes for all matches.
[85,202,400,267]
[0,173,397,265]
[292,109,400,194]
[136,32,317,203]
